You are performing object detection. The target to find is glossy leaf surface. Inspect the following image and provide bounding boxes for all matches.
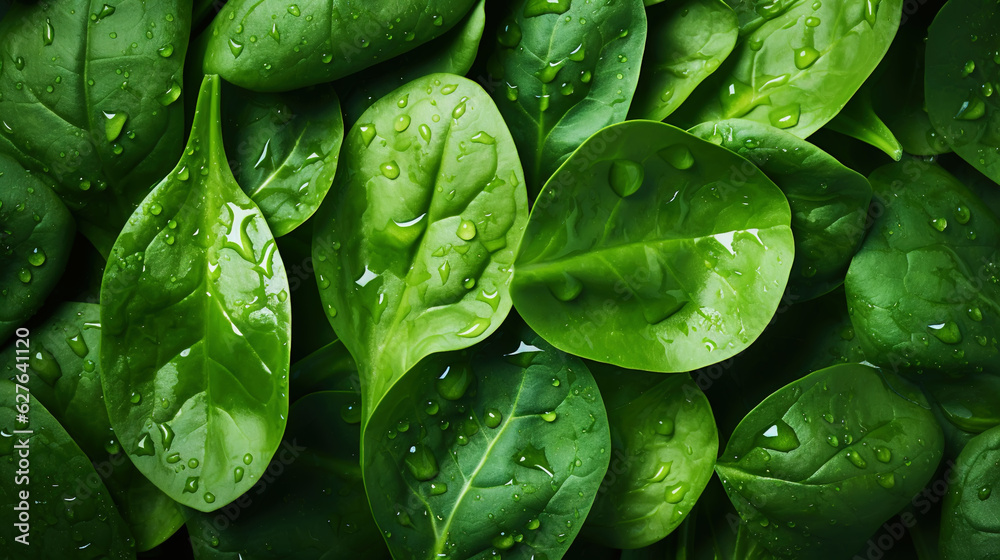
[202,0,479,92]
[584,367,718,549]
[717,364,943,559]
[690,119,872,301]
[845,160,1000,376]
[364,328,610,559]
[511,121,794,373]
[312,74,528,421]
[0,155,74,343]
[926,0,1000,182]
[0,303,184,550]
[629,0,738,122]
[0,379,135,559]
[0,0,192,254]
[100,75,291,512]
[670,0,902,138]
[488,0,647,193]
[222,82,344,237]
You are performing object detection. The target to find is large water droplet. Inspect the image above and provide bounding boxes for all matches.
[405,444,439,481]
[608,159,644,198]
[513,444,554,476]
[754,419,800,452]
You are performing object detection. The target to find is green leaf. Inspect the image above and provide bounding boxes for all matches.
[826,84,903,161]
[511,121,794,373]
[0,154,74,344]
[288,339,359,402]
[0,378,136,559]
[926,0,1000,182]
[100,75,291,512]
[187,391,387,560]
[0,1,192,255]
[670,0,902,138]
[363,327,610,559]
[845,160,1000,376]
[689,119,873,301]
[201,0,479,92]
[717,363,944,559]
[629,0,738,122]
[311,73,529,422]
[583,367,718,549]
[0,303,184,550]
[222,82,344,237]
[488,0,648,194]
[339,0,487,124]
[940,424,1000,559]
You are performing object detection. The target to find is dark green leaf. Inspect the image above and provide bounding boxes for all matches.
[222,82,344,237]
[717,364,943,559]
[364,327,610,559]
[0,1,192,255]
[488,0,647,194]
[202,0,479,92]
[583,367,718,549]
[690,119,873,301]
[0,378,135,559]
[926,0,1000,182]
[845,160,1000,376]
[629,0,738,122]
[940,424,1000,559]
[0,155,74,344]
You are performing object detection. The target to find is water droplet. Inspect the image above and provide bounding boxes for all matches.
[875,446,892,463]
[665,482,690,504]
[498,21,522,48]
[876,473,895,489]
[429,482,448,495]
[183,477,199,493]
[513,444,554,476]
[243,453,253,465]
[65,332,88,358]
[380,161,400,179]
[650,461,672,482]
[978,485,992,500]
[457,317,491,338]
[931,217,948,231]
[405,444,439,481]
[436,365,473,400]
[359,124,377,146]
[30,346,61,384]
[158,43,174,57]
[133,433,155,456]
[608,159,644,198]
[659,145,695,170]
[457,219,477,241]
[104,111,127,142]
[845,449,867,468]
[794,47,820,69]
[754,419,800,452]
[928,321,962,344]
[484,408,503,428]
[27,248,46,267]
[234,467,245,483]
[769,104,801,129]
[541,411,557,422]
[955,205,971,224]
[394,114,411,132]
[524,0,572,17]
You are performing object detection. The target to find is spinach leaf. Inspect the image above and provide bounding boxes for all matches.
[288,339,358,402]
[0,1,192,255]
[0,379,136,559]
[311,74,528,422]
[339,0,487,125]
[926,0,1000,183]
[188,390,387,560]
[363,327,610,559]
[670,0,902,138]
[511,121,794,373]
[845,160,1000,376]
[201,0,479,92]
[583,366,718,549]
[100,75,291,512]
[871,11,951,157]
[274,229,336,362]
[923,373,1000,457]
[826,82,904,161]
[488,0,647,194]
[0,303,184,550]
[0,155,74,344]
[629,0,738,122]
[222,82,344,237]
[717,364,944,559]
[940,424,1000,559]
[689,119,873,301]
